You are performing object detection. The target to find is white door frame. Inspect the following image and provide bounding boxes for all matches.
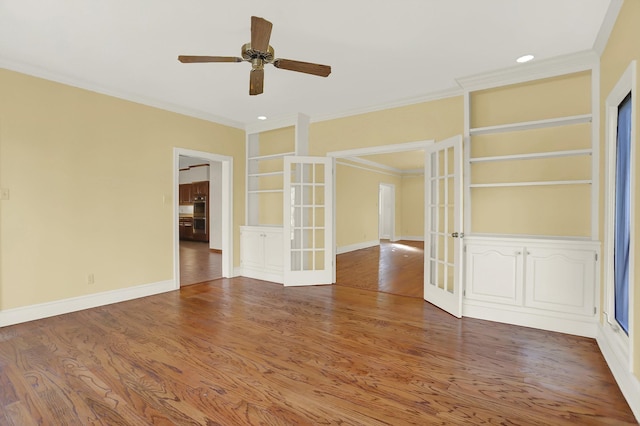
[327,139,435,278]
[173,148,234,288]
[378,183,395,241]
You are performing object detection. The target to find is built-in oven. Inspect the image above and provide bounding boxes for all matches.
[193,196,206,218]
[193,217,206,234]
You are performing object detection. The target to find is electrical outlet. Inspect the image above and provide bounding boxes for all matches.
[0,188,9,200]
[87,273,95,285]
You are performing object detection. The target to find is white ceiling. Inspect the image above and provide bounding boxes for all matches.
[0,1,611,129]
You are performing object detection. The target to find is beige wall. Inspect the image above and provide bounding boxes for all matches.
[0,69,245,310]
[335,162,403,247]
[401,175,424,238]
[600,0,640,375]
[309,96,464,155]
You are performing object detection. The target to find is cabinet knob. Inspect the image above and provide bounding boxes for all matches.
[515,251,522,255]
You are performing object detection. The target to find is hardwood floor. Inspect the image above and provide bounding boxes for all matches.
[180,240,222,286]
[337,240,424,298]
[0,278,636,424]
[0,240,636,424]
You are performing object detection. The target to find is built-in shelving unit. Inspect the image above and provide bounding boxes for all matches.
[242,114,310,283]
[464,69,598,239]
[245,114,309,226]
[458,62,601,336]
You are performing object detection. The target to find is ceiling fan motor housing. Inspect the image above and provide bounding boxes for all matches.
[242,43,274,70]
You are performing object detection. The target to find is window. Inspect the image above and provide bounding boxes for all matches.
[604,61,635,362]
[614,92,632,334]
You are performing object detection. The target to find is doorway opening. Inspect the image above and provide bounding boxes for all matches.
[379,183,395,241]
[327,140,432,298]
[173,148,233,289]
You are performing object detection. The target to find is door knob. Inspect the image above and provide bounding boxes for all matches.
[451,232,464,238]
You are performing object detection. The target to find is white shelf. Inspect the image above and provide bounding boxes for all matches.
[470,180,592,188]
[248,189,284,194]
[469,114,592,136]
[248,151,295,161]
[470,149,592,163]
[248,171,284,178]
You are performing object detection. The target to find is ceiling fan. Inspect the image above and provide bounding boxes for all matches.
[178,16,332,96]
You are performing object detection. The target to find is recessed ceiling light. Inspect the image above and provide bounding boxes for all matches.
[257,116,267,120]
[516,54,534,64]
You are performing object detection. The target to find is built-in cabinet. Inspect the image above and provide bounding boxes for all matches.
[464,237,599,336]
[179,184,192,205]
[240,226,284,283]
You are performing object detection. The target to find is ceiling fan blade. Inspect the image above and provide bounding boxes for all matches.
[250,69,264,96]
[273,59,331,77]
[251,16,273,52]
[178,55,243,63]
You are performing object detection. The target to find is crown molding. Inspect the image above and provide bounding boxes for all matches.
[0,59,245,130]
[310,86,463,124]
[593,0,623,56]
[456,50,600,92]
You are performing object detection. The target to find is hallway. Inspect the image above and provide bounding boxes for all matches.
[179,241,222,286]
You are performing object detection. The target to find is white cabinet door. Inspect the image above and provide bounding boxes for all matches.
[525,248,596,316]
[240,228,263,270]
[263,230,284,273]
[466,244,524,305]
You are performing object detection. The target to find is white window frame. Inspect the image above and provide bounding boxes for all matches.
[603,60,636,368]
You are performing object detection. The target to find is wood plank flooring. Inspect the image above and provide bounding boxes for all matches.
[337,240,424,298]
[1,240,636,424]
[0,278,636,424]
[180,240,222,286]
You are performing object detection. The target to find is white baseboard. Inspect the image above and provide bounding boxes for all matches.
[462,302,598,338]
[596,324,640,422]
[0,279,177,327]
[337,240,380,255]
[399,235,425,242]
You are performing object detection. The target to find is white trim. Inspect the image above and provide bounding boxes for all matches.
[593,0,624,56]
[311,87,463,124]
[456,50,599,92]
[463,302,598,338]
[597,324,640,422]
[327,139,435,159]
[591,61,601,241]
[603,60,636,368]
[337,240,380,255]
[0,59,244,129]
[174,148,234,282]
[399,235,425,242]
[336,159,402,177]
[0,280,175,327]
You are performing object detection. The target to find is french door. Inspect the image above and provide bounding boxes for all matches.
[283,156,334,286]
[424,135,464,317]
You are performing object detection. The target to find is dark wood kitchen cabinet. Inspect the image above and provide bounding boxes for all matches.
[192,181,209,197]
[179,184,192,205]
[179,217,193,240]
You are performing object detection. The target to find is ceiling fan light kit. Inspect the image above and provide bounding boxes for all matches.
[178,16,331,96]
